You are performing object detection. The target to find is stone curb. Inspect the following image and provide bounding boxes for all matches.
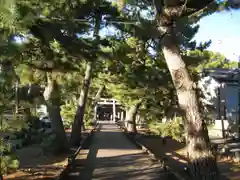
[55,123,100,180]
[116,122,187,180]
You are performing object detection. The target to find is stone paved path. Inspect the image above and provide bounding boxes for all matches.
[65,121,177,180]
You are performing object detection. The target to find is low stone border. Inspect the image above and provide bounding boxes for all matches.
[116,122,187,180]
[55,122,100,180]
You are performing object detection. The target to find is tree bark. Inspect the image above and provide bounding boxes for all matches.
[44,72,69,152]
[70,9,101,146]
[70,61,93,146]
[126,100,142,133]
[160,27,218,179]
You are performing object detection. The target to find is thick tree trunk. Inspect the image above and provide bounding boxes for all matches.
[161,29,218,179]
[70,61,93,146]
[44,73,69,152]
[126,101,142,133]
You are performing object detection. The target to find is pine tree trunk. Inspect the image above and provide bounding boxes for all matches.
[70,10,101,146]
[161,29,218,179]
[126,101,142,133]
[70,61,93,146]
[44,73,69,152]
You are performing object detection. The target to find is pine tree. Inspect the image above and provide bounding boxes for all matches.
[69,0,122,145]
[115,0,233,179]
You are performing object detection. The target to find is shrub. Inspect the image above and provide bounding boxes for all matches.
[84,103,94,127]
[61,98,95,129]
[149,117,185,142]
[40,133,57,153]
[61,100,77,129]
[0,138,19,174]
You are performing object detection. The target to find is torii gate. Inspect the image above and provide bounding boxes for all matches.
[95,98,123,122]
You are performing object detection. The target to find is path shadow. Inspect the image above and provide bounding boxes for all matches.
[91,154,177,180]
[65,123,178,180]
[64,125,101,180]
[66,152,177,180]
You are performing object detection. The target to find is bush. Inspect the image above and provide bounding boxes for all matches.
[62,119,72,129]
[40,134,57,153]
[0,116,29,133]
[84,104,94,127]
[61,100,77,129]
[0,138,19,174]
[149,117,185,142]
[61,98,95,129]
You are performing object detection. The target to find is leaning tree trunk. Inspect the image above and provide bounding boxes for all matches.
[44,72,69,152]
[160,27,218,179]
[71,10,101,146]
[70,61,93,146]
[126,100,142,133]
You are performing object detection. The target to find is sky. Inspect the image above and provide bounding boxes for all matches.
[194,10,240,61]
[15,7,240,61]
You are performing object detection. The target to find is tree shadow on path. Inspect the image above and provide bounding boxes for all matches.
[65,123,178,180]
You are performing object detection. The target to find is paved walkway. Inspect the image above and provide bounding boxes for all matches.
[66,121,176,180]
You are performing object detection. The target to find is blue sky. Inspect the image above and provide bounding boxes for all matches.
[16,7,240,61]
[194,10,240,61]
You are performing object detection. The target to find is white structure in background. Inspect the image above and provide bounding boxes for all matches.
[36,105,48,118]
[198,76,220,108]
[199,68,240,138]
[95,98,121,122]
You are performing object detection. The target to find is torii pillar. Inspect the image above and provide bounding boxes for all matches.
[93,104,98,123]
[112,99,116,122]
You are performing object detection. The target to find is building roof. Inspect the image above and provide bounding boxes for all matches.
[202,68,240,83]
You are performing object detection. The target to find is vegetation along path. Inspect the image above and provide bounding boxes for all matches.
[65,121,177,180]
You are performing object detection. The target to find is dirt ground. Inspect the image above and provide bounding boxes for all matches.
[3,128,93,180]
[136,129,240,180]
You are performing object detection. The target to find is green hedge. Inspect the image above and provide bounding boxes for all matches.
[0,138,19,174]
[148,117,185,142]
